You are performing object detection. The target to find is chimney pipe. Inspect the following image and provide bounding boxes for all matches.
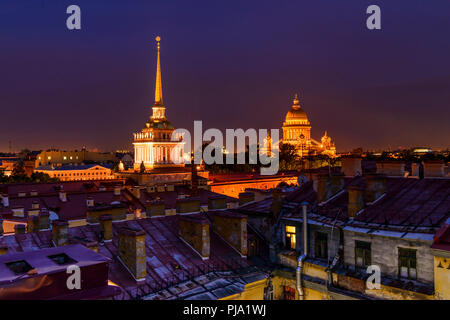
[99,214,113,241]
[52,219,69,246]
[114,185,121,196]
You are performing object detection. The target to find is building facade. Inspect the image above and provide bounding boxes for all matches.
[133,36,184,170]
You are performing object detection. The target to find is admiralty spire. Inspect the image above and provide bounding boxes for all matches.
[132,36,184,170]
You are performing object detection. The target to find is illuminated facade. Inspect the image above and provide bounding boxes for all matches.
[133,37,184,170]
[282,94,336,157]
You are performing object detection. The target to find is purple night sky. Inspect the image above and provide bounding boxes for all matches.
[1,0,449,152]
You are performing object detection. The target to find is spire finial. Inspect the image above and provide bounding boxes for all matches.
[292,93,300,109]
[154,36,163,106]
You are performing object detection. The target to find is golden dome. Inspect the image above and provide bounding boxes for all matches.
[285,94,308,121]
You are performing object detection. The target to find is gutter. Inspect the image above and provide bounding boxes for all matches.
[296,202,308,300]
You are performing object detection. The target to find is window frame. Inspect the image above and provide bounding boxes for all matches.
[398,247,417,280]
[285,225,297,250]
[315,232,328,260]
[355,240,371,268]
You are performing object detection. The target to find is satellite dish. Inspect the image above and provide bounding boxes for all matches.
[297,175,307,186]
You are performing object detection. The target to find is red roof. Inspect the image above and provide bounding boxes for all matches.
[431,218,450,252]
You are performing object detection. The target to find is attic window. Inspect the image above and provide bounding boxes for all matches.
[5,260,33,275]
[48,253,77,265]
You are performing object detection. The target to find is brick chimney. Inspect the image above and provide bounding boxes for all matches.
[423,160,445,178]
[27,215,40,233]
[1,194,9,207]
[364,174,386,203]
[131,187,141,199]
[270,188,284,222]
[14,224,26,235]
[238,192,255,206]
[208,195,227,210]
[39,209,50,230]
[176,197,201,214]
[341,156,362,177]
[179,215,210,259]
[117,227,146,281]
[212,211,247,256]
[376,160,405,177]
[52,219,69,246]
[99,214,113,241]
[114,185,121,196]
[348,185,365,218]
[86,197,94,207]
[145,200,165,217]
[59,191,67,202]
[316,173,345,203]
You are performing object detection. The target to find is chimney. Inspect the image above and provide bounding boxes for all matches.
[270,188,284,222]
[86,197,94,207]
[376,160,405,177]
[145,200,165,217]
[364,174,386,203]
[423,160,445,178]
[132,187,141,199]
[1,194,9,207]
[39,209,50,230]
[176,197,201,214]
[14,224,26,235]
[212,211,247,256]
[0,243,7,255]
[411,162,420,178]
[31,201,40,210]
[114,185,121,196]
[348,185,365,218]
[238,192,255,206]
[341,156,362,177]
[99,214,113,241]
[208,195,227,210]
[316,173,345,203]
[52,219,69,246]
[179,215,210,259]
[27,215,40,233]
[117,227,146,281]
[59,191,67,202]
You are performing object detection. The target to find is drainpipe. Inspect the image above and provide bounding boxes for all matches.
[296,202,308,300]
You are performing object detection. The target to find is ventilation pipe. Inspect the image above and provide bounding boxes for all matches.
[296,202,308,300]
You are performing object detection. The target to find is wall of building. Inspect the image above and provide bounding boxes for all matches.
[211,177,298,199]
[343,230,434,284]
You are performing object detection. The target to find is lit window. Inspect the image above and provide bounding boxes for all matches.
[355,241,371,268]
[398,248,417,279]
[48,156,51,160]
[285,225,296,250]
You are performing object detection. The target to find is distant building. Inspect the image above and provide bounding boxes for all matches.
[132,37,184,171]
[282,94,336,157]
[33,149,117,168]
[0,157,19,176]
[34,164,114,181]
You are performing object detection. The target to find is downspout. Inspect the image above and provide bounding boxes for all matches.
[296,202,308,300]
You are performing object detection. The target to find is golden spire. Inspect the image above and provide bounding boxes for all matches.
[154,36,163,106]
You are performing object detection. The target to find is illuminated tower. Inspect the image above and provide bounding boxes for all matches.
[133,37,184,170]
